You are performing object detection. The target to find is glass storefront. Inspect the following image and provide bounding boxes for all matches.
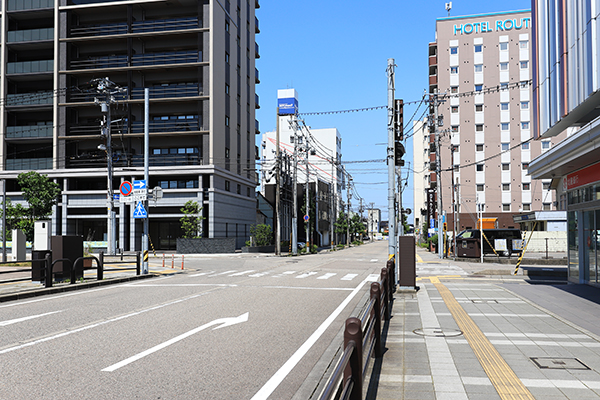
[568,211,579,280]
[567,194,600,284]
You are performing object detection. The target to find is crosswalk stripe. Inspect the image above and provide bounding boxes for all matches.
[228,270,256,276]
[317,273,337,280]
[341,273,359,281]
[296,272,318,279]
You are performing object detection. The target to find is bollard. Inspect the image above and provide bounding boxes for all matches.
[162,253,165,268]
[98,251,104,281]
[181,255,184,270]
[343,317,363,400]
[370,282,382,357]
[171,254,174,268]
[381,267,390,320]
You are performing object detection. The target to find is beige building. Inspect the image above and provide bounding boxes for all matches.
[425,10,560,234]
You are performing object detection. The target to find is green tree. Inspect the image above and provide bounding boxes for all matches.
[349,213,366,241]
[249,224,273,246]
[179,200,204,238]
[334,211,348,243]
[2,172,61,241]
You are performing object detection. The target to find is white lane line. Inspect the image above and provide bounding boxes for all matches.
[250,276,372,400]
[0,310,64,326]
[102,312,249,372]
[208,270,237,277]
[341,273,359,281]
[317,273,337,280]
[296,272,318,279]
[189,271,215,277]
[0,291,209,355]
[229,270,256,276]
[370,259,378,262]
[249,272,271,278]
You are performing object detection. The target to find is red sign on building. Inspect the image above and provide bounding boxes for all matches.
[565,161,600,190]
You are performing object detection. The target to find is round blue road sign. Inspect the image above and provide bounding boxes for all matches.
[120,181,133,196]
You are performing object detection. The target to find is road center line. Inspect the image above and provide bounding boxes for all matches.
[0,310,63,326]
[250,275,374,400]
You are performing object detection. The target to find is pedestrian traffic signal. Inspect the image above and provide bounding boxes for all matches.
[394,99,404,141]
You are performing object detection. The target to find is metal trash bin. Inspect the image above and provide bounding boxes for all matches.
[32,250,52,282]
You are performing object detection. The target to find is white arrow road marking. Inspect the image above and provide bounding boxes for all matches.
[250,276,372,400]
[102,312,249,372]
[0,310,63,327]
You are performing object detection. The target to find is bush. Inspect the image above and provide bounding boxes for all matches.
[352,240,362,246]
[310,244,318,254]
[249,224,273,247]
[428,234,438,246]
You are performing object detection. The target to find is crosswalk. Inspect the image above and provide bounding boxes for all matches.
[189,269,363,281]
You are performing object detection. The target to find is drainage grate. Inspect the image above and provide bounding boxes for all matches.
[413,328,463,338]
[530,357,590,370]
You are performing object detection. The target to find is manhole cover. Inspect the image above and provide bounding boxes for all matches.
[531,357,590,370]
[413,328,463,337]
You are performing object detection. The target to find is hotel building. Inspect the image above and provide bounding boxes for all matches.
[0,0,259,250]
[425,10,558,236]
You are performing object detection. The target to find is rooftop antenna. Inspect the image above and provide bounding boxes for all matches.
[445,2,452,17]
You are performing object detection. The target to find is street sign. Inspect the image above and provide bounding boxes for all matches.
[113,194,120,201]
[152,186,163,201]
[120,195,133,204]
[120,181,133,196]
[133,180,146,190]
[303,215,310,222]
[133,202,147,218]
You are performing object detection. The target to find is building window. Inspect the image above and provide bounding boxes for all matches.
[450,46,458,54]
[543,203,551,211]
[475,44,483,52]
[475,124,483,131]
[522,183,530,190]
[451,125,459,132]
[475,64,483,72]
[225,116,230,126]
[502,183,510,191]
[500,82,509,90]
[501,143,509,151]
[476,164,484,172]
[541,141,551,150]
[475,104,483,112]
[500,42,508,51]
[225,148,230,159]
[501,103,509,110]
[503,204,511,211]
[520,81,529,88]
[501,123,509,130]
[519,40,529,49]
[523,203,531,211]
[225,52,230,64]
[522,143,530,150]
[225,83,230,95]
[237,184,241,194]
[521,101,529,110]
[500,62,509,70]
[475,84,483,92]
[543,182,551,190]
[477,184,484,191]
[247,187,251,197]
[451,106,459,113]
[225,20,230,32]
[502,163,510,171]
[450,66,458,74]
[451,86,458,94]
[225,180,230,191]
[520,61,529,69]
[522,162,529,170]
[521,122,530,129]
[476,144,484,151]
[478,204,485,212]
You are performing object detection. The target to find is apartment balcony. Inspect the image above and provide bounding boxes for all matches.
[69,17,200,38]
[67,153,202,169]
[8,0,53,11]
[8,28,53,43]
[255,68,260,84]
[6,157,52,170]
[7,60,53,74]
[255,119,260,135]
[6,91,53,106]
[130,84,203,100]
[255,94,260,109]
[7,123,52,139]
[255,17,260,33]
[69,51,201,70]
[255,0,260,8]
[67,118,202,136]
[255,43,260,59]
[429,75,438,86]
[429,54,437,66]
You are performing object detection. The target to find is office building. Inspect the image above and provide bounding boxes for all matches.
[425,9,558,238]
[529,0,600,285]
[0,0,260,250]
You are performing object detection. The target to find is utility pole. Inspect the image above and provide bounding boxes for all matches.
[305,131,310,250]
[275,107,281,256]
[93,77,125,255]
[451,145,457,259]
[386,58,396,261]
[142,88,149,274]
[346,171,352,245]
[330,156,335,250]
[291,118,298,255]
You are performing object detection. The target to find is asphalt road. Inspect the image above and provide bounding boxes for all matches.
[0,241,389,399]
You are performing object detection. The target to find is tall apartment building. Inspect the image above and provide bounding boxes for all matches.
[0,0,259,250]
[426,10,557,235]
[529,0,600,285]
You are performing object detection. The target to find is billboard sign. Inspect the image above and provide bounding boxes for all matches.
[277,97,298,115]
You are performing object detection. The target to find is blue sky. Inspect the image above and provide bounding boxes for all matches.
[254,0,531,222]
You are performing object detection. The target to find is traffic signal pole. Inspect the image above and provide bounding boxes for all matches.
[387,59,396,264]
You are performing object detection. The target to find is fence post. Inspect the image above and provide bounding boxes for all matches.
[98,251,104,281]
[136,251,141,275]
[381,267,390,320]
[371,282,382,357]
[343,317,363,400]
[545,238,549,259]
[386,258,395,294]
[45,254,52,288]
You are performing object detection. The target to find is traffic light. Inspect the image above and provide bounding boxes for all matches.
[394,99,404,166]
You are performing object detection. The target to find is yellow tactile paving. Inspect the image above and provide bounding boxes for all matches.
[429,276,535,400]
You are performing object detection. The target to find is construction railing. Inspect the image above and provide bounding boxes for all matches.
[318,258,395,400]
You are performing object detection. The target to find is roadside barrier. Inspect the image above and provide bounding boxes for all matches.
[162,253,185,270]
[0,261,33,284]
[318,259,395,400]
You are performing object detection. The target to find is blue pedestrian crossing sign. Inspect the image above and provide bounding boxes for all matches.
[133,202,147,219]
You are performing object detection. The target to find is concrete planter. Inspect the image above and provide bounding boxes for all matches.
[176,238,236,254]
[241,245,275,253]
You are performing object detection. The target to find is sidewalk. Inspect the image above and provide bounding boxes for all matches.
[366,247,600,400]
